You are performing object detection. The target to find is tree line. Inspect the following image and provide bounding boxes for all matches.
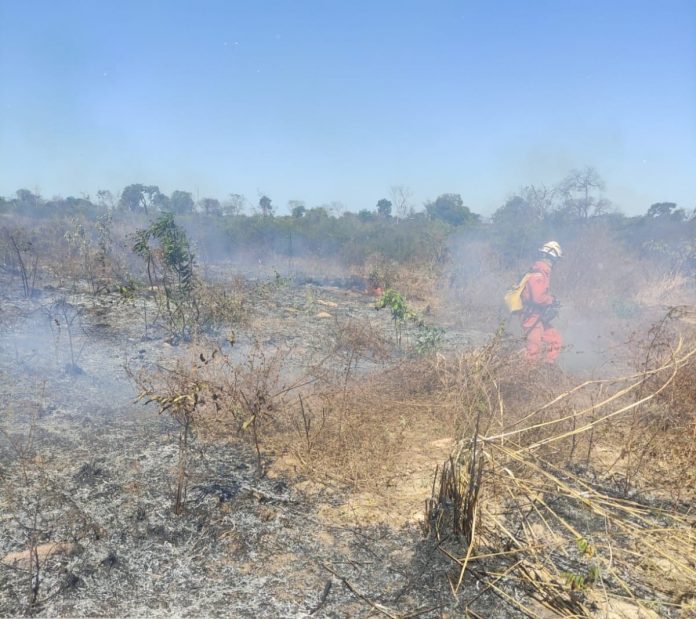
[1,166,693,271]
[2,167,691,224]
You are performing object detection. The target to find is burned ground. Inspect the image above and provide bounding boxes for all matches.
[0,274,514,618]
[0,260,694,618]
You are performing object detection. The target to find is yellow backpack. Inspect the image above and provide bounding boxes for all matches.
[504,273,532,313]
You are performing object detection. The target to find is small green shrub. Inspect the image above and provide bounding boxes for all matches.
[132,212,199,339]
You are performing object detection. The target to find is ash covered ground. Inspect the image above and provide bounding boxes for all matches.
[2,262,684,618]
[0,272,534,618]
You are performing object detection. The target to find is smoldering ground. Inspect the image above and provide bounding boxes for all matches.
[0,275,521,618]
[0,200,695,617]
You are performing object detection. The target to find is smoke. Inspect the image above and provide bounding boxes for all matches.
[0,299,138,418]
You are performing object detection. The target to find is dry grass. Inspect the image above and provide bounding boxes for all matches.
[638,271,692,308]
[282,328,518,488]
[425,324,696,617]
[195,278,250,333]
[129,295,696,615]
[604,312,696,500]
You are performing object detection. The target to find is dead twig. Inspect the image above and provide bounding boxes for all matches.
[322,563,402,618]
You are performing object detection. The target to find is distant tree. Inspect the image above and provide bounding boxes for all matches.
[518,184,555,220]
[96,190,115,210]
[492,195,540,226]
[319,201,345,217]
[259,195,273,217]
[119,184,162,214]
[357,209,376,222]
[223,193,246,216]
[425,193,479,226]
[153,192,170,212]
[200,197,222,216]
[376,198,392,218]
[390,185,413,218]
[289,200,306,218]
[119,184,143,212]
[305,206,329,220]
[646,202,686,221]
[492,195,546,264]
[15,189,41,209]
[169,190,195,215]
[63,195,94,210]
[319,200,346,217]
[142,186,163,213]
[556,167,610,219]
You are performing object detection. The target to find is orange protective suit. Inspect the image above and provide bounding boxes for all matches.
[521,260,562,363]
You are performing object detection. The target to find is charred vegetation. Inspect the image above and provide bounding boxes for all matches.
[0,188,694,617]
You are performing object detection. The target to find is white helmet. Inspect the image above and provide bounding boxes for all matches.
[539,241,562,259]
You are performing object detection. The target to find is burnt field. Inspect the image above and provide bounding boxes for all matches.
[0,273,496,617]
[1,211,695,618]
[3,0,696,613]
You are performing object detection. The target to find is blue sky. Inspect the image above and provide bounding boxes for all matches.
[1,0,694,215]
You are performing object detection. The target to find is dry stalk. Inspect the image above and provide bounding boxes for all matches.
[425,332,696,617]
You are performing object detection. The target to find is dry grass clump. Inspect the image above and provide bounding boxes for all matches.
[287,375,411,487]
[430,441,696,616]
[638,270,693,308]
[361,251,445,305]
[604,311,696,500]
[1,215,137,297]
[425,324,696,617]
[287,332,532,488]
[130,335,413,496]
[324,317,391,373]
[391,261,444,305]
[130,326,523,495]
[195,278,250,333]
[131,342,298,512]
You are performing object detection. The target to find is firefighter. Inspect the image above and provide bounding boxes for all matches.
[521,241,562,363]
